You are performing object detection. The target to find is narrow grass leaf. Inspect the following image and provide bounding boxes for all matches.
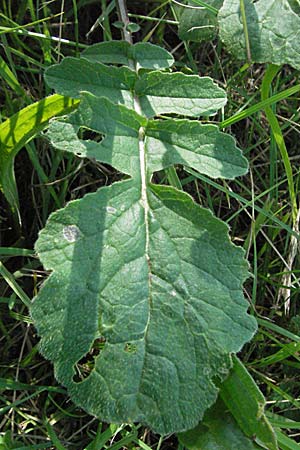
[0,247,34,257]
[0,262,31,308]
[219,356,278,450]
[268,413,300,430]
[44,422,67,450]
[257,318,300,342]
[253,341,300,367]
[220,84,300,128]
[0,55,27,98]
[275,430,300,450]
[0,94,79,220]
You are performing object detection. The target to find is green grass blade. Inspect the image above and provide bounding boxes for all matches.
[261,64,298,222]
[219,356,278,450]
[275,430,300,450]
[257,318,300,342]
[184,168,298,239]
[179,0,219,14]
[0,377,65,393]
[0,94,79,224]
[220,84,300,128]
[268,413,300,430]
[0,55,27,99]
[165,166,182,190]
[252,341,300,367]
[0,13,63,36]
[44,421,67,450]
[240,0,251,62]
[0,262,31,308]
[85,424,119,449]
[0,247,34,257]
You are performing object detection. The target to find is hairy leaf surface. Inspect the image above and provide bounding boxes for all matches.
[219,0,300,69]
[45,60,226,117]
[178,0,223,42]
[32,42,257,434]
[47,94,248,179]
[81,41,175,69]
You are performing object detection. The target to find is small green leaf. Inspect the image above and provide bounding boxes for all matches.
[81,41,174,69]
[112,20,124,29]
[219,0,300,69]
[0,94,79,221]
[126,22,140,33]
[82,41,131,65]
[219,356,278,450]
[178,0,223,42]
[178,398,262,449]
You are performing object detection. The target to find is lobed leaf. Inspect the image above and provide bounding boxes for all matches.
[31,41,257,435]
[45,60,226,118]
[47,93,248,179]
[219,0,300,69]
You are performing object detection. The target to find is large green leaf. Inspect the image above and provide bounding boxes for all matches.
[218,0,300,69]
[31,42,257,435]
[0,94,79,222]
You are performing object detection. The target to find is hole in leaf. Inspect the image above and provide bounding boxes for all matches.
[124,342,137,354]
[72,337,106,383]
[77,127,104,143]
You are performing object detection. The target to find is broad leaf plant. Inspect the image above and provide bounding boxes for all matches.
[31,40,257,434]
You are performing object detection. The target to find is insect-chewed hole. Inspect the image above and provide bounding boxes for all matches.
[124,342,137,354]
[72,337,106,383]
[77,127,104,143]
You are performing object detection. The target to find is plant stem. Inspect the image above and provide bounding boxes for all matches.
[116,0,132,44]
[240,0,251,63]
[116,0,182,192]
